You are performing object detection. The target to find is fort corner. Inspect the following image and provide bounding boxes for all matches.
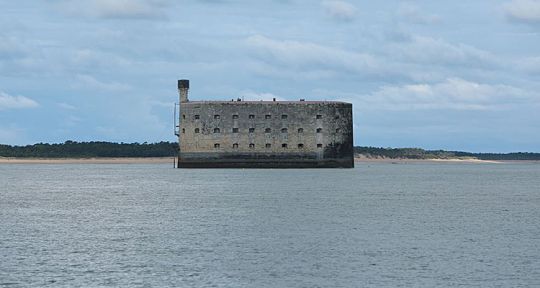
[175,80,354,168]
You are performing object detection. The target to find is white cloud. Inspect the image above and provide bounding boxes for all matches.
[504,0,540,23]
[332,78,533,111]
[246,35,383,77]
[245,34,497,82]
[245,60,339,80]
[386,36,496,67]
[398,5,441,25]
[239,91,286,101]
[321,1,357,21]
[0,92,39,110]
[516,56,540,74]
[0,36,28,59]
[61,0,168,19]
[70,49,132,71]
[74,74,131,91]
[58,102,77,110]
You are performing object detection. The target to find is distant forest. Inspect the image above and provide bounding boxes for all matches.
[1,141,539,160]
[0,141,177,158]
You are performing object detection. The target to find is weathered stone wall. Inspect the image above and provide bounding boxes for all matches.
[178,101,353,168]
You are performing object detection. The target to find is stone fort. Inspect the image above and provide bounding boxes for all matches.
[175,80,354,168]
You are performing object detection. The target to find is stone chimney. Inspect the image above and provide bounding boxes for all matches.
[178,79,189,103]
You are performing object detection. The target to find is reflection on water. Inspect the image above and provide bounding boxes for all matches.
[1,163,539,287]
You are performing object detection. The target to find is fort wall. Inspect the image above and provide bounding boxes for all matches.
[176,80,354,168]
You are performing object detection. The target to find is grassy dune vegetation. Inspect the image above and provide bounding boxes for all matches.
[354,147,540,161]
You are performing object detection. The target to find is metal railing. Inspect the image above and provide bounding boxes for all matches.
[174,103,180,136]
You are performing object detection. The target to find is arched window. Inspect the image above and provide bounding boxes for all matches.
[317,144,323,148]
[214,143,220,148]
[214,128,220,133]
[265,143,271,148]
[316,128,322,133]
[336,128,341,133]
[282,143,288,148]
[182,128,185,134]
[249,143,255,148]
[249,128,255,133]
[194,115,200,120]
[298,143,304,148]
[249,114,255,119]
[232,114,239,119]
[265,128,271,133]
[233,143,238,149]
[194,128,200,133]
[214,115,220,119]
[265,114,272,119]
[281,128,288,133]
[316,115,322,119]
[298,128,303,133]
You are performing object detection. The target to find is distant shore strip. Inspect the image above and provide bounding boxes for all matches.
[1,156,538,164]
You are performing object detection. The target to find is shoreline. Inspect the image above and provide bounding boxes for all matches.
[354,157,540,164]
[356,158,503,164]
[0,156,538,164]
[0,157,175,164]
[354,156,503,164]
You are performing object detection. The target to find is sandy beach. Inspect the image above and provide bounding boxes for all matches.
[0,157,175,164]
[353,155,505,164]
[1,156,529,165]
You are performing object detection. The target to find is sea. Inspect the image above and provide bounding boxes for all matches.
[1,162,539,287]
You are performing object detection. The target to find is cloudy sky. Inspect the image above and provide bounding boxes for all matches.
[1,0,539,152]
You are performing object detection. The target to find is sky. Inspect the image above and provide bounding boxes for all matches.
[0,0,539,152]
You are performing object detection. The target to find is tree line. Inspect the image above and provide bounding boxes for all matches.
[355,146,540,161]
[0,141,177,158]
[0,141,539,160]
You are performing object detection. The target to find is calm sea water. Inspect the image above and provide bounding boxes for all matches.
[1,162,539,287]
